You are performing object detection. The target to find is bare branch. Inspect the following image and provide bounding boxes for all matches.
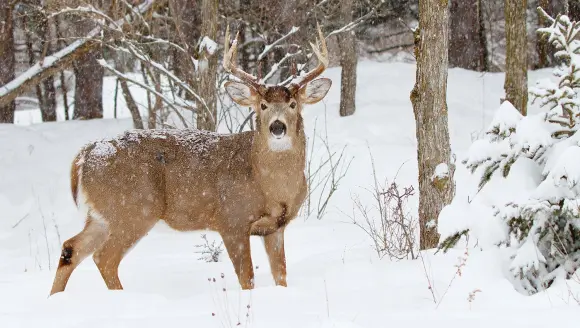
[0,30,99,108]
[0,0,156,107]
[258,26,300,61]
[97,59,185,115]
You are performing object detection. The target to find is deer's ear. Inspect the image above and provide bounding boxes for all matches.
[299,78,332,105]
[225,81,257,106]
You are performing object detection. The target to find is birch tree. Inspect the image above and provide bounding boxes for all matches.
[410,0,455,250]
[504,0,528,115]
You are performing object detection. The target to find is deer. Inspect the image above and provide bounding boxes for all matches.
[49,25,332,296]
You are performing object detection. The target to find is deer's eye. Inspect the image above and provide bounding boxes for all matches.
[261,103,268,110]
[290,102,297,109]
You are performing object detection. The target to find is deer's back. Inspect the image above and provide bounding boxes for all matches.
[75,129,260,231]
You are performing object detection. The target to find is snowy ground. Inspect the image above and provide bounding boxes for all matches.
[1,61,579,327]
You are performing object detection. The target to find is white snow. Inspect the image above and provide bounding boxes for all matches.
[441,17,580,295]
[200,36,219,56]
[2,61,579,327]
[487,101,522,139]
[432,163,449,181]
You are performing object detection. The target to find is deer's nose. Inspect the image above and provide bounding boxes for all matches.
[269,120,287,138]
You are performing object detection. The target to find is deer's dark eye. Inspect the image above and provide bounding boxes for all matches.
[290,102,297,109]
[261,103,268,110]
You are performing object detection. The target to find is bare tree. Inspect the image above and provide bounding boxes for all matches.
[410,0,455,250]
[449,0,488,71]
[504,0,528,115]
[197,0,218,131]
[339,0,357,117]
[0,1,16,123]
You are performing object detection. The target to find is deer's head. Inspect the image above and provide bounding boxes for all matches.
[223,25,332,152]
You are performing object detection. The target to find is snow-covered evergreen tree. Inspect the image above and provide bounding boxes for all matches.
[439,8,580,294]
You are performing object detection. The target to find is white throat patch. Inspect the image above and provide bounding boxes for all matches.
[268,136,293,152]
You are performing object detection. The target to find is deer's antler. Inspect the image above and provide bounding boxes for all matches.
[288,23,329,94]
[223,26,266,95]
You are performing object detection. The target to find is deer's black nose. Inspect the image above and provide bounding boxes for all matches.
[269,120,287,138]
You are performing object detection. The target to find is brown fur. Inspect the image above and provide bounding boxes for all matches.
[263,86,292,103]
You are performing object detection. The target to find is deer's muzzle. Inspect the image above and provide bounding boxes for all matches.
[269,120,287,138]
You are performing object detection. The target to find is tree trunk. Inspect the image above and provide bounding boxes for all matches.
[115,50,144,129]
[0,39,97,109]
[41,78,57,121]
[120,79,144,129]
[504,0,528,115]
[569,0,580,21]
[339,0,357,117]
[537,0,553,69]
[410,0,455,250]
[39,15,57,122]
[0,2,16,123]
[449,0,487,71]
[171,0,199,101]
[73,50,104,120]
[196,0,218,131]
[71,6,104,120]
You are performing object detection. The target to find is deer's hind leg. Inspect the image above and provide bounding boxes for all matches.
[92,217,158,290]
[50,217,108,295]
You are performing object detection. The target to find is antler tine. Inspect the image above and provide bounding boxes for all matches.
[223,25,263,92]
[289,22,329,94]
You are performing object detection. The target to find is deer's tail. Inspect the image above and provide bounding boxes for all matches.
[70,150,86,206]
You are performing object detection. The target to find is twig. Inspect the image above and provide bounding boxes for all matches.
[11,213,30,229]
[258,26,300,61]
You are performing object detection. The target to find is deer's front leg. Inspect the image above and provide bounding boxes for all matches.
[263,228,287,287]
[222,233,255,290]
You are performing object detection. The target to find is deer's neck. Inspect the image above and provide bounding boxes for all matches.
[251,131,306,199]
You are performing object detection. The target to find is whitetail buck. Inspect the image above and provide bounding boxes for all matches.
[49,25,332,295]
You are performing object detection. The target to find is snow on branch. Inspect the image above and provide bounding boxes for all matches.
[47,6,121,31]
[0,0,156,107]
[199,36,218,56]
[260,50,303,84]
[111,42,213,123]
[326,6,378,39]
[258,26,300,61]
[439,9,580,294]
[0,27,100,107]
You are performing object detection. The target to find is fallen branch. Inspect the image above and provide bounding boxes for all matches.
[0,0,156,108]
[0,30,99,108]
